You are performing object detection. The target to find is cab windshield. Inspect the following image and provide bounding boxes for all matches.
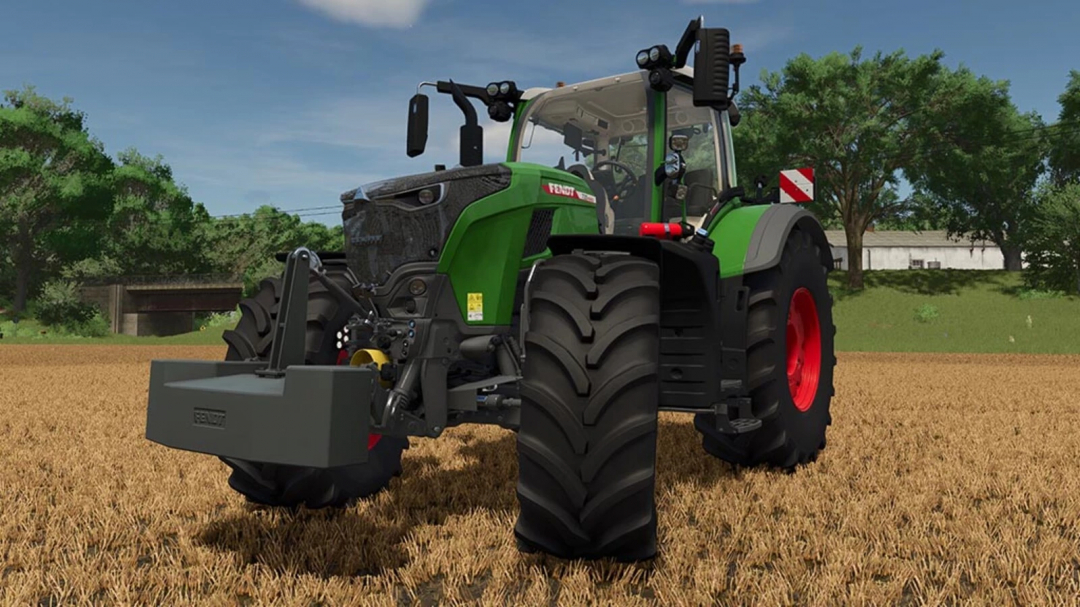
[514,73,651,234]
[512,72,729,233]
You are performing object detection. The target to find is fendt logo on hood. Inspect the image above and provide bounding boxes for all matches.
[542,183,596,204]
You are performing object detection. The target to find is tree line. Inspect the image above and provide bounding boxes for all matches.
[0,87,343,315]
[2,46,1079,320]
[733,48,1080,290]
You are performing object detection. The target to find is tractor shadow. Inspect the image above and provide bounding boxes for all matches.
[517,419,744,581]
[194,420,751,579]
[655,418,743,492]
[195,432,519,579]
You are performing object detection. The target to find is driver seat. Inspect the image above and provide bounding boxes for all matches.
[566,164,615,234]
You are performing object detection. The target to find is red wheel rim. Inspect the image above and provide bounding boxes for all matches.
[786,287,822,412]
[338,348,382,450]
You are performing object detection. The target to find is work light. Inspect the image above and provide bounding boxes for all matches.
[663,152,685,178]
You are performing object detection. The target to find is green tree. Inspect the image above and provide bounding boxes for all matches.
[0,86,114,312]
[907,91,1049,271]
[873,192,948,231]
[1018,182,1080,294]
[732,48,982,289]
[203,206,344,295]
[97,148,213,276]
[1049,70,1080,186]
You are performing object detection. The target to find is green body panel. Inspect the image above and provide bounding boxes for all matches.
[437,161,597,325]
[707,203,770,278]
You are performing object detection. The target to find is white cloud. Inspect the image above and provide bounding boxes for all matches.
[296,0,432,28]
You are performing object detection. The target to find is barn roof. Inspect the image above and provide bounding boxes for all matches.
[823,230,997,248]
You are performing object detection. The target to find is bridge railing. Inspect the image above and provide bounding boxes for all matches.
[80,274,242,286]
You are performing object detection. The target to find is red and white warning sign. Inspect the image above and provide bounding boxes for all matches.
[779,168,814,203]
[543,183,596,204]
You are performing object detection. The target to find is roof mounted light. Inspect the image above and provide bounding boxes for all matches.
[499,81,511,95]
[636,45,673,71]
[486,83,499,97]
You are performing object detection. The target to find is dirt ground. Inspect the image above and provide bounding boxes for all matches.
[2,346,1080,606]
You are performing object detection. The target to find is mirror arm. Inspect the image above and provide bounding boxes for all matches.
[674,17,703,68]
[448,80,479,127]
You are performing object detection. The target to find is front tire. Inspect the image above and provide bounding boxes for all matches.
[515,252,661,561]
[218,262,407,509]
[694,229,836,469]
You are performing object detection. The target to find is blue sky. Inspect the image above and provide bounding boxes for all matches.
[3,0,1078,224]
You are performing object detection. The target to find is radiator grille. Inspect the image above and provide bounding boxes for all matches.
[522,209,555,258]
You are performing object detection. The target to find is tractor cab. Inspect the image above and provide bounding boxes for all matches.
[405,17,747,238]
[509,66,739,235]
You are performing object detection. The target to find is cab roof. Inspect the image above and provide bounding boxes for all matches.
[520,67,696,103]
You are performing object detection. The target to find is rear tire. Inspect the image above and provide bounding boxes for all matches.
[694,229,836,469]
[515,252,661,561]
[219,262,407,509]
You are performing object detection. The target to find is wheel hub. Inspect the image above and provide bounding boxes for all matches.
[786,287,822,412]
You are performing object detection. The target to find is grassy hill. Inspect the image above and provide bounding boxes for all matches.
[829,270,1080,354]
[3,270,1079,353]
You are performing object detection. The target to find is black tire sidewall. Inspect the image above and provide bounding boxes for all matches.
[761,236,834,456]
[221,264,406,507]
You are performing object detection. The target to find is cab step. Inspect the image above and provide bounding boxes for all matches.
[713,396,761,434]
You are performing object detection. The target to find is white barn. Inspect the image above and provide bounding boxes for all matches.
[824,230,1010,271]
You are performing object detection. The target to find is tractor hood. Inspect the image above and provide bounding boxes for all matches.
[339,163,512,206]
[340,163,513,285]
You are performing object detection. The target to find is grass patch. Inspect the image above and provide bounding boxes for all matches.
[4,270,1079,354]
[913,303,939,323]
[830,270,1080,353]
[0,316,235,346]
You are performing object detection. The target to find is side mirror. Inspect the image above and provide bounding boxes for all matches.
[693,28,731,109]
[407,93,429,157]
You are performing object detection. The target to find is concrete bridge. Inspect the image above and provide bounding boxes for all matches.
[79,275,244,337]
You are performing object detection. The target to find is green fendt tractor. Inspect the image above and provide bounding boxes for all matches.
[145,18,836,561]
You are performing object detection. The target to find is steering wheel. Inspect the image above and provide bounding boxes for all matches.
[591,160,640,203]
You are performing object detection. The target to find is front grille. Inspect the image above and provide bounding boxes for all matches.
[523,209,554,258]
[342,165,512,285]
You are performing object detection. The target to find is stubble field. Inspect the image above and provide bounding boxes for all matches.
[2,345,1080,606]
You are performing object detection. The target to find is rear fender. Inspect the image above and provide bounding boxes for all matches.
[736,204,833,275]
